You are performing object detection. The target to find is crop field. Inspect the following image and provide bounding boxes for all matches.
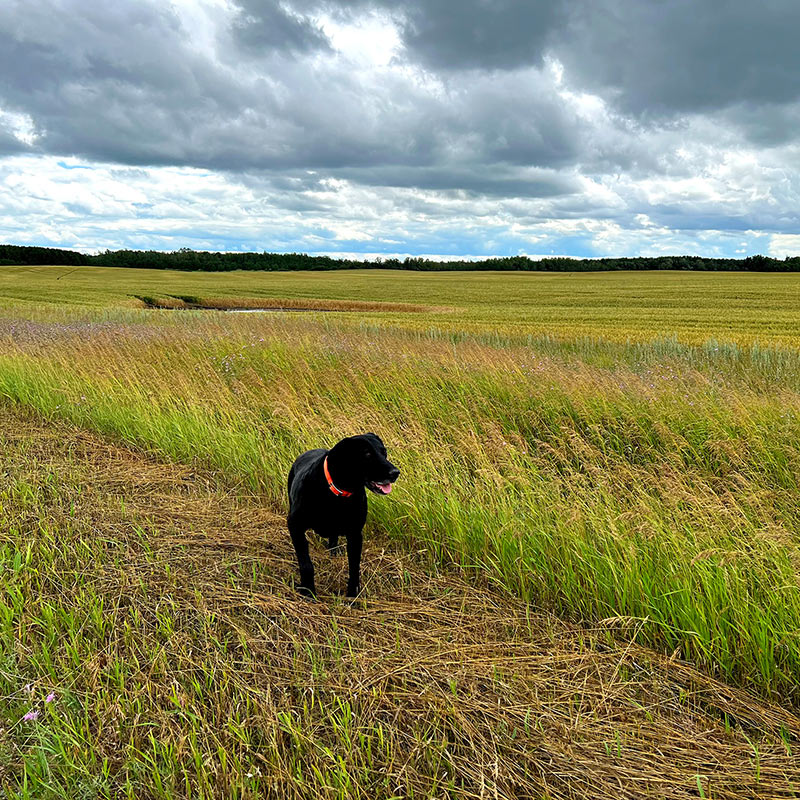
[0,266,799,798]
[5,265,800,343]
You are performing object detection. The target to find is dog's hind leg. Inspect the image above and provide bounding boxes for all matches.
[345,530,363,597]
[288,513,315,597]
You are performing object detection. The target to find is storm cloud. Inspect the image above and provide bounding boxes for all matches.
[1,0,799,258]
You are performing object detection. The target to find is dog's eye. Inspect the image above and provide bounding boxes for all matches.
[364,451,372,458]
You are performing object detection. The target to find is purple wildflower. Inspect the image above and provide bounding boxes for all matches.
[45,692,56,704]
[22,710,39,721]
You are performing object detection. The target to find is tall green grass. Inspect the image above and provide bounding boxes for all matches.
[0,311,798,703]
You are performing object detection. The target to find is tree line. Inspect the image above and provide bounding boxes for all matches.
[2,244,799,272]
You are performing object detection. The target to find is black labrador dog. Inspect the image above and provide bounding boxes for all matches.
[287,433,400,597]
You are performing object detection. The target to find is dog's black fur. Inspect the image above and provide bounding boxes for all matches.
[287,433,399,597]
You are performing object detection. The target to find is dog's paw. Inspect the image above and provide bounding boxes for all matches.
[296,584,317,600]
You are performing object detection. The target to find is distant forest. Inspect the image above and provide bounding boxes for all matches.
[2,243,800,272]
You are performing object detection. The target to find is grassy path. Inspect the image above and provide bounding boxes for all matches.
[0,407,797,798]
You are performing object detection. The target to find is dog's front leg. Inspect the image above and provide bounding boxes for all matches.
[345,529,363,597]
[288,515,315,597]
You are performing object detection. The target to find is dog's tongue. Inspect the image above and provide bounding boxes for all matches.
[378,482,393,494]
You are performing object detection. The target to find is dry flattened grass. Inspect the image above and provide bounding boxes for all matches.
[0,407,798,799]
[139,294,450,314]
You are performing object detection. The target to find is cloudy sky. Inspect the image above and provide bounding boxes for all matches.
[2,0,800,259]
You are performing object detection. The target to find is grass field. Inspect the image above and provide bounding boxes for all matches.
[0,265,799,797]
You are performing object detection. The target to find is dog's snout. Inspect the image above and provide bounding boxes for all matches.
[388,466,400,482]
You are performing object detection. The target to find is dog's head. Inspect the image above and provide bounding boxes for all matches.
[328,433,400,495]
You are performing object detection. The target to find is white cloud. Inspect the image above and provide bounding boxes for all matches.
[0,108,39,146]
[769,234,800,259]
[317,9,401,67]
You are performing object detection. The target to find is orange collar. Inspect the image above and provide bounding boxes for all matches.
[323,456,352,497]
